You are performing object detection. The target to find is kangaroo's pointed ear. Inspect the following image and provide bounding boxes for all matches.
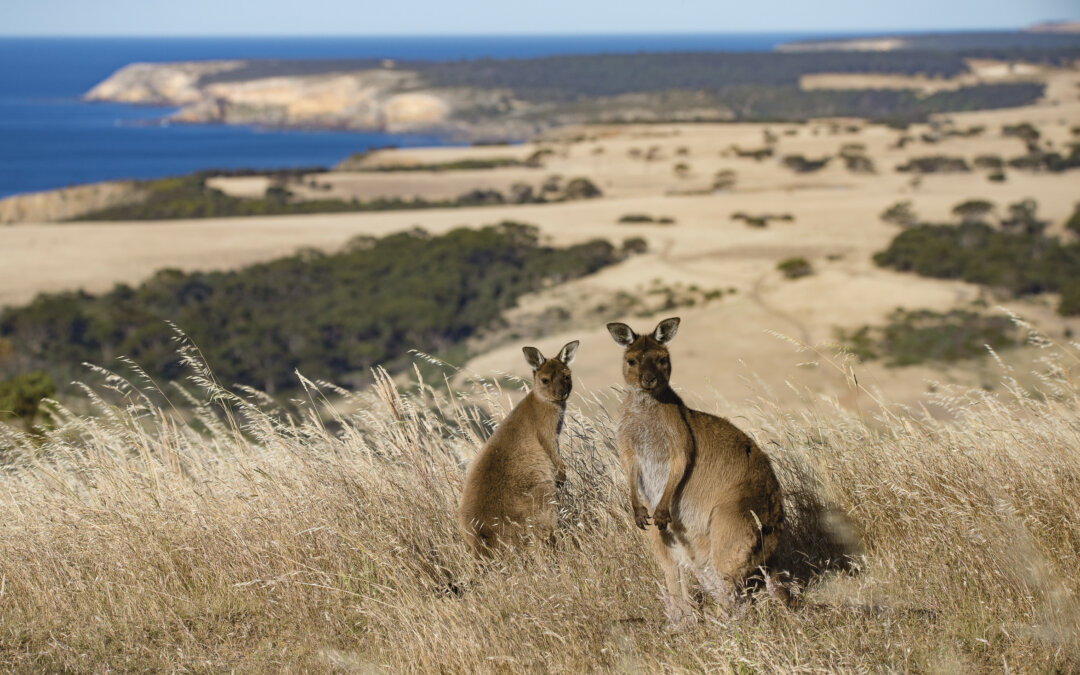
[557,340,580,365]
[607,322,637,347]
[653,317,680,343]
[522,346,546,371]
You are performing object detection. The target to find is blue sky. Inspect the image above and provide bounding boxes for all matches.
[1,0,1078,36]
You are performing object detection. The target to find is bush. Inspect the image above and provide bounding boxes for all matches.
[728,145,773,161]
[1002,122,1040,144]
[895,155,971,174]
[712,169,737,191]
[731,212,794,228]
[1000,198,1047,235]
[777,257,813,279]
[562,177,602,200]
[0,371,55,431]
[951,199,995,223]
[974,154,1004,169]
[1066,203,1080,237]
[880,200,918,227]
[617,214,675,225]
[838,308,1017,367]
[782,155,830,173]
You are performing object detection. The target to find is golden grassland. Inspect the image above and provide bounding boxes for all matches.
[1,328,1078,672]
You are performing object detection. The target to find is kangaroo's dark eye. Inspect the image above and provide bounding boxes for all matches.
[541,377,550,384]
[626,359,636,367]
[660,357,669,365]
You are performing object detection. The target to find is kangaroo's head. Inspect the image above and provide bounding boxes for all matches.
[522,340,579,403]
[606,317,680,392]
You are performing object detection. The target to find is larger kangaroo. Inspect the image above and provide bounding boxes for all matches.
[459,340,579,555]
[607,318,787,621]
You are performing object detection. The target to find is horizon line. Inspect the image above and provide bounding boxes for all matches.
[0,25,1050,39]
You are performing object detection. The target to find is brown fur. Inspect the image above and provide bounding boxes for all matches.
[607,318,787,620]
[458,340,579,555]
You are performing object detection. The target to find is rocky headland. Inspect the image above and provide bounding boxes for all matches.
[84,60,534,141]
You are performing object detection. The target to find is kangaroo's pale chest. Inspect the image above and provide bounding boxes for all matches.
[617,398,681,511]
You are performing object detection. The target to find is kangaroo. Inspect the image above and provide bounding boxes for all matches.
[606,317,787,621]
[458,340,579,555]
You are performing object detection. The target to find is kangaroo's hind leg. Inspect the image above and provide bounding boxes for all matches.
[698,509,765,618]
[648,526,696,627]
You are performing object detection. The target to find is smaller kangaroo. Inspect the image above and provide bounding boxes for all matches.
[607,317,787,621]
[459,340,579,555]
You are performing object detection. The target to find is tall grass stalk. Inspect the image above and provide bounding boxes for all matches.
[0,336,1077,671]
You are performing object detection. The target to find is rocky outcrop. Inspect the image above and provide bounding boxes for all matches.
[85,61,514,139]
[85,61,245,105]
[0,181,144,224]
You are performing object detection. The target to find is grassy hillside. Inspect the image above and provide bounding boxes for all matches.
[0,337,1077,671]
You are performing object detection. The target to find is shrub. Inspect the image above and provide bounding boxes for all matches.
[731,212,794,228]
[837,308,1017,366]
[1066,202,1080,237]
[0,371,55,431]
[562,177,602,200]
[728,145,773,161]
[1002,122,1040,144]
[895,155,971,174]
[782,155,830,173]
[880,200,918,227]
[712,169,737,191]
[617,214,675,225]
[973,154,1004,170]
[777,257,813,279]
[951,199,995,223]
[1000,198,1047,235]
[620,237,649,255]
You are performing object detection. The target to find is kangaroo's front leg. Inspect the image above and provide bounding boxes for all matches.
[653,434,689,531]
[621,443,650,529]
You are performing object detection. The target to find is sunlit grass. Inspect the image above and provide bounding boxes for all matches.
[0,329,1077,672]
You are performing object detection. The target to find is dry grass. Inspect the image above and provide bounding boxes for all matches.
[1,332,1079,673]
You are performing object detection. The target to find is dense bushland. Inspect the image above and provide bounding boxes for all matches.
[0,223,625,394]
[874,217,1080,315]
[73,173,603,221]
[836,308,1018,366]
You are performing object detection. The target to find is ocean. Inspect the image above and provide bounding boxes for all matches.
[0,34,835,199]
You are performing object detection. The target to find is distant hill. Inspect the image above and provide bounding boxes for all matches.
[84,45,1072,140]
[777,30,1080,53]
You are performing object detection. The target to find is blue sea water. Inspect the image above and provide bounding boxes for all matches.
[0,34,833,199]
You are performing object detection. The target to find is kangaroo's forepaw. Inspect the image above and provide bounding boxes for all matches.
[633,505,650,530]
[653,507,671,530]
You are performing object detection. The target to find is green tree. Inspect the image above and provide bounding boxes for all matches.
[952,199,995,224]
[1066,203,1080,238]
[880,200,918,227]
[0,371,56,431]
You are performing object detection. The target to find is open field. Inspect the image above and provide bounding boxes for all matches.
[0,342,1077,671]
[2,68,1080,412]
